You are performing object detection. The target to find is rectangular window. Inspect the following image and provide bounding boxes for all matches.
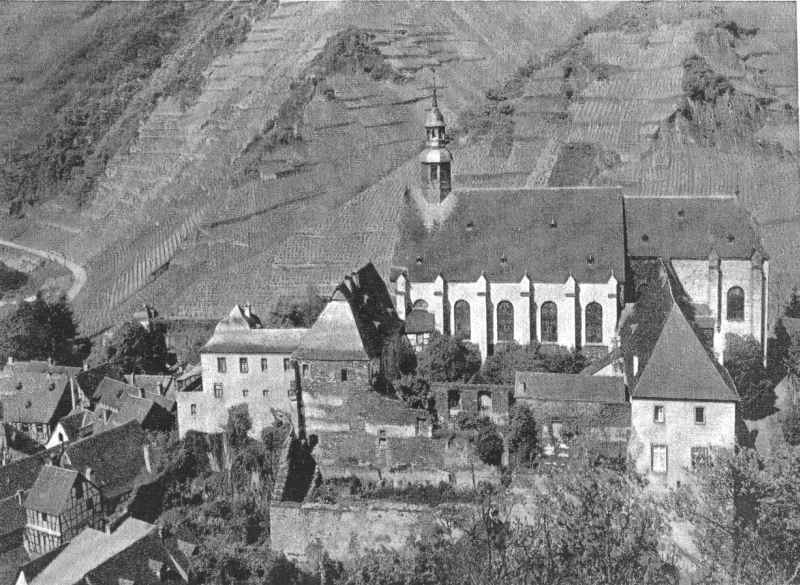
[651,445,668,474]
[340,368,348,382]
[239,358,249,374]
[213,383,224,399]
[302,363,309,377]
[695,406,706,425]
[190,404,197,416]
[261,358,268,372]
[691,446,710,469]
[283,358,291,371]
[653,405,665,423]
[242,388,249,398]
[416,417,427,437]
[217,357,227,373]
[262,389,269,398]
[42,513,48,523]
[378,429,387,449]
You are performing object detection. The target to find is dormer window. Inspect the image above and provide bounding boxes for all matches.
[586,254,595,265]
[726,234,735,243]
[466,221,474,232]
[641,234,649,242]
[677,209,685,218]
[549,217,557,228]
[500,255,508,266]
[416,256,424,265]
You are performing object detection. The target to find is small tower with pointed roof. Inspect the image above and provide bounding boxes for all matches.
[419,87,452,203]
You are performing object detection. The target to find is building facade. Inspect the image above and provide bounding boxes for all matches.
[23,466,101,556]
[177,305,306,438]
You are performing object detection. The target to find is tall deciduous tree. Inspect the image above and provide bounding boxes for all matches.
[105,320,169,374]
[0,294,87,365]
[507,404,538,467]
[415,332,481,383]
[723,333,777,420]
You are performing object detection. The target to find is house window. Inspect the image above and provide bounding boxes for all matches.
[541,302,558,342]
[302,364,309,377]
[242,388,249,398]
[447,390,461,413]
[429,165,439,182]
[261,358,268,372]
[453,300,471,340]
[497,301,514,342]
[283,358,291,371]
[478,391,492,412]
[691,446,710,469]
[413,299,429,311]
[213,383,224,399]
[695,406,706,425]
[651,445,668,474]
[378,429,387,449]
[415,417,427,436]
[217,357,227,373]
[585,302,603,344]
[653,405,665,423]
[726,287,745,321]
[340,368,348,382]
[190,403,197,416]
[551,419,563,440]
[262,389,269,398]
[42,513,48,523]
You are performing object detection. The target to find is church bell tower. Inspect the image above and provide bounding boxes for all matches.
[419,89,452,204]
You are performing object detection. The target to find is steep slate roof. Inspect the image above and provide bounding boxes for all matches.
[0,361,81,378]
[29,518,156,585]
[201,327,307,355]
[62,421,146,498]
[95,377,140,411]
[124,374,174,396]
[0,451,52,499]
[0,494,26,538]
[54,409,96,442]
[624,196,763,259]
[0,373,71,424]
[514,372,627,403]
[620,260,739,402]
[15,544,67,584]
[393,187,625,283]
[294,262,400,361]
[24,466,80,515]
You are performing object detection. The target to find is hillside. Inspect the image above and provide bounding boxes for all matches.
[0,1,797,336]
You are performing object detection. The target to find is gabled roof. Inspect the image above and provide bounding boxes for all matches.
[29,518,156,585]
[95,377,140,411]
[24,466,80,515]
[621,260,739,402]
[200,328,307,355]
[215,304,263,332]
[0,494,26,537]
[54,409,96,441]
[293,263,399,361]
[124,374,173,396]
[514,371,627,403]
[393,187,625,283]
[624,196,763,260]
[0,451,52,500]
[62,421,146,498]
[0,373,71,424]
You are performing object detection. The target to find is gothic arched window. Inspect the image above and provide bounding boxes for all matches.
[497,301,515,342]
[585,302,603,344]
[413,299,429,311]
[727,286,745,321]
[541,302,558,342]
[454,300,471,340]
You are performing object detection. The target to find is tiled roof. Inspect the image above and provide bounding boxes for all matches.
[294,263,399,361]
[24,466,80,516]
[0,361,81,378]
[54,410,96,442]
[624,196,763,259]
[620,260,739,402]
[95,377,139,411]
[0,494,26,537]
[393,187,625,283]
[405,309,435,334]
[514,372,627,403]
[0,373,71,424]
[17,543,66,583]
[124,374,174,397]
[201,328,307,355]
[0,422,44,459]
[215,305,263,332]
[0,451,52,500]
[29,518,156,585]
[62,421,146,498]
[83,530,190,585]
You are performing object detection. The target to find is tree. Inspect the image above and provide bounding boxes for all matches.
[480,343,541,384]
[416,332,481,383]
[267,285,326,328]
[507,404,537,467]
[395,375,432,411]
[0,295,87,365]
[105,320,169,374]
[724,333,777,419]
[475,419,504,467]
[675,445,800,585]
[226,404,253,451]
[780,401,800,446]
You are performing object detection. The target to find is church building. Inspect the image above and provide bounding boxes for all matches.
[390,96,768,362]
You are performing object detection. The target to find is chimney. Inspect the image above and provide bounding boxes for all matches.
[157,382,164,396]
[82,360,89,372]
[139,388,146,399]
[85,466,93,483]
[47,357,53,367]
[143,444,152,474]
[243,303,251,318]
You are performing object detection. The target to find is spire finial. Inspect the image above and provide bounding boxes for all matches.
[431,68,438,109]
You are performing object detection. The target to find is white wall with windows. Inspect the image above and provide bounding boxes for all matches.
[629,398,736,488]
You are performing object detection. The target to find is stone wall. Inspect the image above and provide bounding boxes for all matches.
[269,500,471,563]
[515,398,630,441]
[432,383,513,428]
[299,359,372,390]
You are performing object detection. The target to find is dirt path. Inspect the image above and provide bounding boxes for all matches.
[0,239,87,301]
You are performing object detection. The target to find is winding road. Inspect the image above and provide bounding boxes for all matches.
[0,239,87,301]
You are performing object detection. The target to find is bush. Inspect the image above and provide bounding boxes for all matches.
[507,404,537,467]
[416,332,481,383]
[475,420,504,467]
[0,262,27,294]
[781,400,800,446]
